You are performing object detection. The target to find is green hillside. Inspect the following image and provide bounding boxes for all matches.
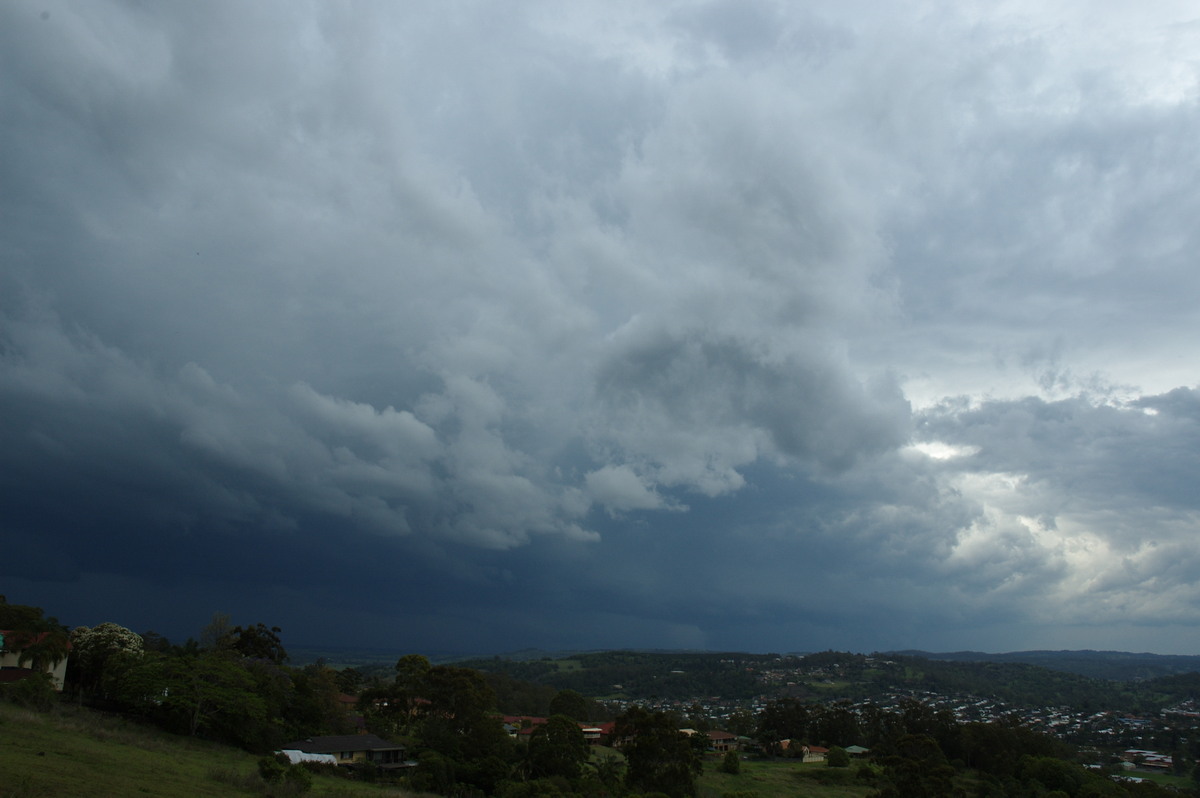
[0,702,412,798]
[0,701,878,798]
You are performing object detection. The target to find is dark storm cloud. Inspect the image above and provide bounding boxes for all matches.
[595,325,909,480]
[4,1,1200,654]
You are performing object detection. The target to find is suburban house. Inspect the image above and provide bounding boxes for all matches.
[1123,749,1174,771]
[707,730,739,752]
[503,715,548,738]
[280,734,409,768]
[503,716,616,746]
[582,722,615,745]
[0,630,70,691]
[802,744,829,763]
[775,739,830,761]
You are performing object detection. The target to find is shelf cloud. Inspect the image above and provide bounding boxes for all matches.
[3,1,1199,655]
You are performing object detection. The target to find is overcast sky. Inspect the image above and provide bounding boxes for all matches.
[4,1,1200,657]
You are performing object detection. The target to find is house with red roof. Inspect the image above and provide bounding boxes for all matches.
[0,630,71,691]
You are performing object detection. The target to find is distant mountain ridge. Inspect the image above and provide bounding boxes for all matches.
[292,643,1200,686]
[887,649,1200,681]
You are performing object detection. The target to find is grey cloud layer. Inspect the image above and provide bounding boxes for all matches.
[3,1,1198,652]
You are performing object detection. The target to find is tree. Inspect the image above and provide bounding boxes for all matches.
[147,651,270,747]
[589,751,624,791]
[419,665,510,760]
[395,654,433,712]
[756,698,809,755]
[614,706,702,798]
[139,630,173,653]
[388,662,514,793]
[227,622,288,663]
[1018,755,1086,796]
[396,653,432,686]
[199,612,233,651]
[811,701,860,747]
[69,622,144,701]
[877,734,956,798]
[725,708,757,737]
[548,689,591,722]
[290,663,350,736]
[527,715,590,781]
[335,666,363,694]
[719,750,741,774]
[685,701,712,732]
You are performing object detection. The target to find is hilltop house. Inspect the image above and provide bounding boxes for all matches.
[0,630,70,691]
[280,734,409,768]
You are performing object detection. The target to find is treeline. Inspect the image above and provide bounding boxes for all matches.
[896,649,1200,682]
[0,598,356,752]
[886,656,1124,710]
[754,696,1189,798]
[458,650,777,700]
[68,617,356,751]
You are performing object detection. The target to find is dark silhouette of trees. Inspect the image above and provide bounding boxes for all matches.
[548,688,591,721]
[876,733,956,798]
[526,714,589,780]
[614,706,702,798]
[227,623,288,663]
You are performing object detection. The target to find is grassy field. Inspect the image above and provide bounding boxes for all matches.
[697,758,877,798]
[0,703,415,798]
[806,681,854,694]
[1125,769,1195,790]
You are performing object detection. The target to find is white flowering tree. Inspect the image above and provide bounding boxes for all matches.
[69,622,144,701]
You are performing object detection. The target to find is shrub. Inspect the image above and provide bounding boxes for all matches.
[719,751,741,774]
[0,672,58,712]
[258,755,289,783]
[282,764,313,792]
[256,758,313,797]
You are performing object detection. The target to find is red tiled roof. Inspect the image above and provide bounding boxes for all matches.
[0,630,72,650]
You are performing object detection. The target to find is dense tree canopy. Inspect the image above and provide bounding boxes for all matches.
[548,688,592,722]
[614,706,703,798]
[526,714,589,781]
[69,622,144,700]
[226,622,288,663]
